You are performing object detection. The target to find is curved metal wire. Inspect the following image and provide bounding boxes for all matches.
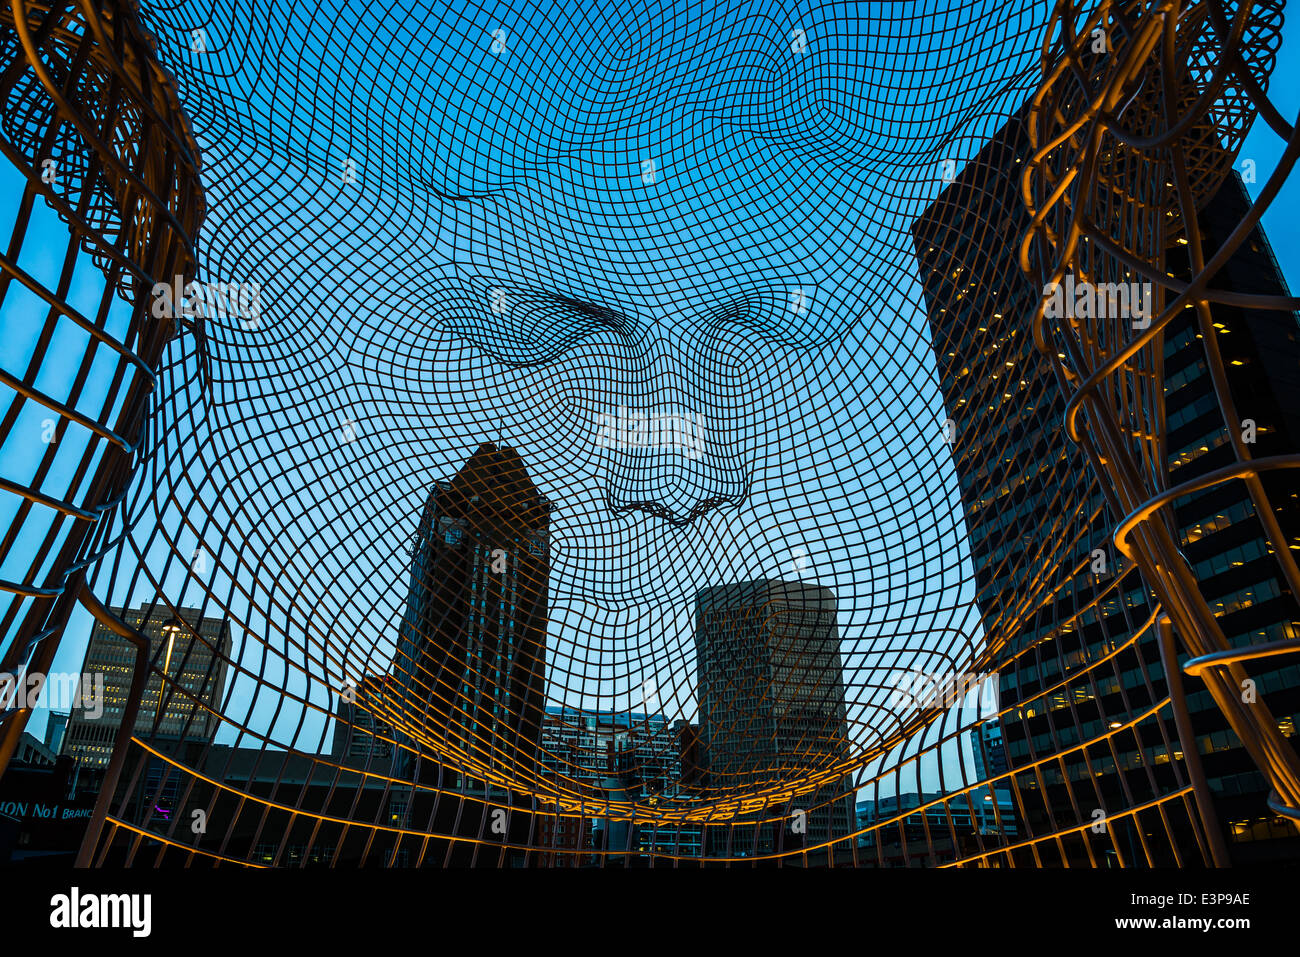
[0,0,203,772]
[1023,0,1300,830]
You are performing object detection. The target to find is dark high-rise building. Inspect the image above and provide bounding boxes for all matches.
[856,789,1019,866]
[388,442,551,788]
[539,706,680,798]
[675,719,705,786]
[1158,173,1300,858]
[43,711,69,756]
[913,106,1300,865]
[61,605,231,770]
[970,719,1007,781]
[695,580,856,862]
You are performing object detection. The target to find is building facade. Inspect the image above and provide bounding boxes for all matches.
[912,107,1300,865]
[332,674,399,773]
[695,579,856,862]
[61,604,231,770]
[388,442,551,790]
[537,705,703,862]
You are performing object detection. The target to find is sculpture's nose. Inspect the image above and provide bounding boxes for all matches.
[598,393,750,524]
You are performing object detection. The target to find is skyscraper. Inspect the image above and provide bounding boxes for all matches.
[913,106,1300,864]
[694,579,856,862]
[1157,173,1300,860]
[61,605,231,770]
[388,442,551,788]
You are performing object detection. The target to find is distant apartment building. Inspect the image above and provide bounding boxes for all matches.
[538,705,702,861]
[61,604,231,769]
[540,706,680,797]
[43,711,69,756]
[331,675,398,773]
[695,580,857,862]
[857,789,1019,866]
[970,719,1008,781]
[913,104,1300,864]
[11,731,56,768]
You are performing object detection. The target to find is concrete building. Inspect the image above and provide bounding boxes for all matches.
[912,104,1300,864]
[537,705,703,862]
[61,604,231,769]
[694,579,856,862]
[388,442,552,787]
[331,674,399,773]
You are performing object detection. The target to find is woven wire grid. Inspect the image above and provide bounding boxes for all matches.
[0,0,1296,866]
[0,0,203,785]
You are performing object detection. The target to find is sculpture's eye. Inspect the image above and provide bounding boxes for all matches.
[447,281,636,366]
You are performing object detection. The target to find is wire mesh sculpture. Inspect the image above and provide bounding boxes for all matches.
[1023,0,1300,850]
[0,0,1296,866]
[0,0,203,776]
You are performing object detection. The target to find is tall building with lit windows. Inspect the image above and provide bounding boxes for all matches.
[1158,172,1300,859]
[61,605,231,769]
[537,706,703,862]
[913,104,1300,865]
[388,442,551,788]
[695,580,857,863]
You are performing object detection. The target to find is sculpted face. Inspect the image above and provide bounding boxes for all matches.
[150,0,1045,737]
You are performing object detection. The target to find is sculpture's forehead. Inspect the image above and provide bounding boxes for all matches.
[197,0,1043,192]
[180,0,1046,332]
